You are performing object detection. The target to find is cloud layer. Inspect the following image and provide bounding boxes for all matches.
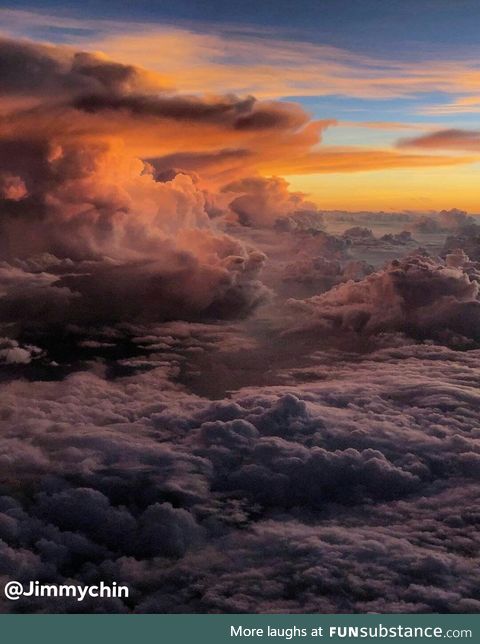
[1,342,479,613]
[1,30,480,615]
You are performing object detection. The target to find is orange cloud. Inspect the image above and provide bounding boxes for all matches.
[0,34,476,217]
[339,121,431,131]
[398,129,480,152]
[78,26,480,102]
[259,147,474,176]
[4,9,480,102]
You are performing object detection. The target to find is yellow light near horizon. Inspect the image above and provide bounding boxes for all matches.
[285,163,480,213]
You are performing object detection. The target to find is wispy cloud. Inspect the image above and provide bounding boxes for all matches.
[3,8,480,103]
[419,96,480,115]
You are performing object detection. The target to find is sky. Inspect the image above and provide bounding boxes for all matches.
[2,1,480,615]
[1,0,480,210]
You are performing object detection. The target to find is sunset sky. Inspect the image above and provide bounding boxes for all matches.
[2,0,480,211]
[1,1,480,615]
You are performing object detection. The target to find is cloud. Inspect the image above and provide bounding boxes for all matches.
[2,11,475,102]
[0,38,161,104]
[2,36,459,339]
[0,173,27,200]
[1,341,480,612]
[285,252,480,348]
[0,135,270,330]
[281,256,373,298]
[443,230,480,263]
[0,36,471,194]
[0,38,333,181]
[223,176,323,228]
[1,25,480,616]
[413,209,477,234]
[398,129,480,152]
[73,93,308,132]
[265,147,474,175]
[419,97,480,116]
[0,251,268,334]
[321,209,480,236]
[0,338,42,364]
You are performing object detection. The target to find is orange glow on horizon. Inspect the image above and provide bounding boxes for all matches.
[286,163,480,213]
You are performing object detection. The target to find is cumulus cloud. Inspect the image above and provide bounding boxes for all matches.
[223,176,324,229]
[443,230,480,262]
[341,227,415,247]
[285,253,480,348]
[0,38,159,102]
[0,37,341,185]
[0,36,468,196]
[0,37,340,337]
[0,137,271,332]
[0,341,479,613]
[281,256,373,299]
[0,338,42,364]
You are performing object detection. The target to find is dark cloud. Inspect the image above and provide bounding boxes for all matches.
[0,254,268,334]
[73,94,308,132]
[0,342,479,613]
[443,230,480,262]
[0,38,153,99]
